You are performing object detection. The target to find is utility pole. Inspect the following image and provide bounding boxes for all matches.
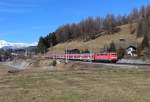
[65,47,68,63]
[25,48,28,57]
[90,43,93,63]
[90,49,92,63]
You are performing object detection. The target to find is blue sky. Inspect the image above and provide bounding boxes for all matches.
[0,0,150,43]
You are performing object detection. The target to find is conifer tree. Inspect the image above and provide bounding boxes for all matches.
[109,41,116,52]
[37,37,47,54]
[117,47,125,59]
[141,35,149,49]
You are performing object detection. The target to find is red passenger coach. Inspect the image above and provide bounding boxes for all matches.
[64,53,94,61]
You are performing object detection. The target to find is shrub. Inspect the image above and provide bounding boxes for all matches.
[109,41,116,52]
[117,47,125,59]
[52,60,57,66]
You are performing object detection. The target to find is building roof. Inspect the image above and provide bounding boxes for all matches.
[127,45,136,50]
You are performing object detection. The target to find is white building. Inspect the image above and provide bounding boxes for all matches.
[126,46,137,56]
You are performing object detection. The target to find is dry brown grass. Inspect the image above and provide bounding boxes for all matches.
[0,63,150,102]
[0,64,12,78]
[49,24,137,53]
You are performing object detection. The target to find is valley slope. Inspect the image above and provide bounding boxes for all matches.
[49,24,138,53]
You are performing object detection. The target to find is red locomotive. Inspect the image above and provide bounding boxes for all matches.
[94,52,118,62]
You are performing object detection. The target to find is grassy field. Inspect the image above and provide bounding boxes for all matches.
[0,64,150,102]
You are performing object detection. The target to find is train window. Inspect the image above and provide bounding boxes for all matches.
[100,54,103,55]
[101,53,107,56]
[112,53,117,56]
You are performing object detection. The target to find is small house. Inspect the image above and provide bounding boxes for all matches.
[126,46,137,56]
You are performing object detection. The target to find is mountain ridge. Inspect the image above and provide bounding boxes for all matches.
[0,40,37,49]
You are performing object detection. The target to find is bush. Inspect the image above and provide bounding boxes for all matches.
[137,35,149,56]
[52,60,57,66]
[117,47,125,59]
[141,35,149,49]
[109,41,116,52]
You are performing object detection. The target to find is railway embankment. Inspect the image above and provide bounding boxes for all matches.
[1,57,150,74]
[2,59,33,70]
[1,58,55,70]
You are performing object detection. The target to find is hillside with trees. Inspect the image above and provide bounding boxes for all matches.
[37,5,150,55]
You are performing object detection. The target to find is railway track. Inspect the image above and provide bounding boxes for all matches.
[65,60,150,67]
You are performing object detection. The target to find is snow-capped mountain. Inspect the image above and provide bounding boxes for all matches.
[0,40,37,49]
